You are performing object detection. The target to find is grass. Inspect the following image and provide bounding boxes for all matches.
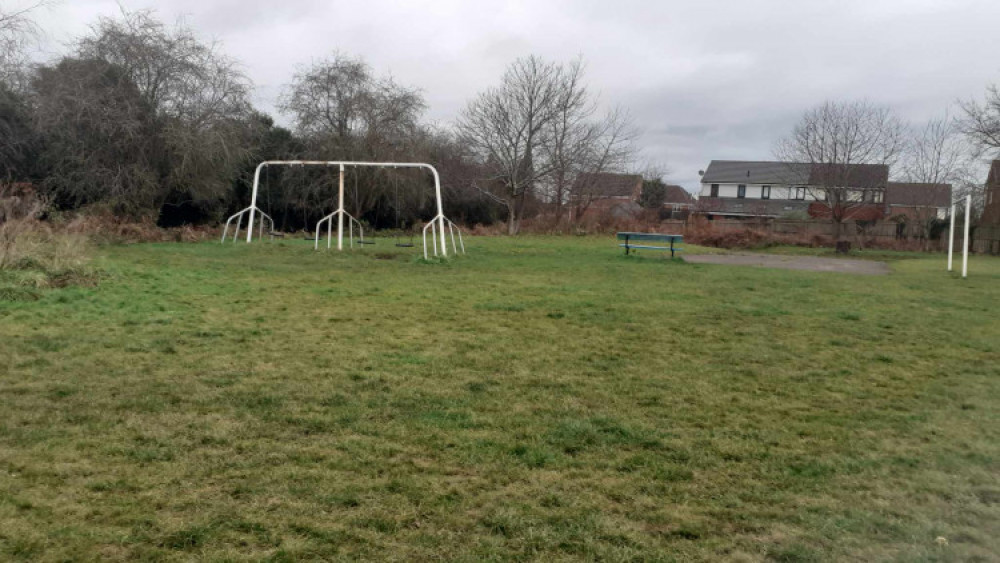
[1,235,998,561]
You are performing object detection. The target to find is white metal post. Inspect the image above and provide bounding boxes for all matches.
[245,163,264,243]
[947,204,955,271]
[337,164,345,251]
[430,167,447,257]
[962,195,970,278]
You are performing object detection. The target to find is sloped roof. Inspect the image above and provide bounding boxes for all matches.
[809,163,889,188]
[572,172,642,197]
[663,184,695,204]
[701,161,811,185]
[885,182,951,207]
[701,160,889,188]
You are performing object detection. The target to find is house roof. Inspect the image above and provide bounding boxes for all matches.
[809,163,889,188]
[572,172,642,197]
[701,160,889,188]
[885,182,951,207]
[664,184,695,205]
[701,161,812,185]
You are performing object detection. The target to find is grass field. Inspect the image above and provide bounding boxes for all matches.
[1,236,999,561]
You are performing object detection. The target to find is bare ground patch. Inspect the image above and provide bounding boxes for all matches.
[684,253,891,275]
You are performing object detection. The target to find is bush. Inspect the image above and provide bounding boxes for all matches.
[1,185,98,298]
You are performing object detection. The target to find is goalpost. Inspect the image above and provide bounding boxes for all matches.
[947,194,971,278]
[221,160,464,259]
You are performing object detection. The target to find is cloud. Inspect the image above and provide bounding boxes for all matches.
[23,0,1000,191]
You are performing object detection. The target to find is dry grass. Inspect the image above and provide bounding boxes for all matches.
[0,186,98,300]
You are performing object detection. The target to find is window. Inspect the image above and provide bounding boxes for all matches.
[737,184,746,198]
[794,187,806,200]
[873,190,884,203]
[761,185,771,199]
[710,184,719,197]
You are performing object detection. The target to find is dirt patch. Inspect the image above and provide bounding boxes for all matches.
[684,253,890,275]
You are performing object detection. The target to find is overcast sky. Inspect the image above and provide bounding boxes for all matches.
[21,0,1000,191]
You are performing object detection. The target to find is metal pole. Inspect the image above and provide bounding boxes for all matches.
[337,164,345,251]
[947,203,955,271]
[962,195,970,278]
[246,163,264,243]
[429,166,447,257]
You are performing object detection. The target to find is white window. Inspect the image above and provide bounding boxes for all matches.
[737,184,746,198]
[794,187,806,200]
[761,185,771,199]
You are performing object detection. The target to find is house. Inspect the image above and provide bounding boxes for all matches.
[981,160,1000,225]
[696,160,889,219]
[884,182,951,223]
[663,184,696,216]
[569,173,697,219]
[568,172,643,219]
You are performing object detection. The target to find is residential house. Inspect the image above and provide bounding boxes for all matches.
[981,160,1000,225]
[696,160,889,220]
[663,184,696,217]
[885,182,951,222]
[569,172,697,219]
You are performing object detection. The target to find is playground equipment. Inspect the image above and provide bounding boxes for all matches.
[946,194,971,278]
[222,161,465,259]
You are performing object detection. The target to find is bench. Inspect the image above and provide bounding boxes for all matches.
[616,232,683,258]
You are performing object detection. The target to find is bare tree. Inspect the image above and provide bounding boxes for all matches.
[459,55,637,233]
[76,8,257,218]
[32,58,162,215]
[0,1,48,89]
[960,84,1000,154]
[898,116,966,246]
[566,108,639,220]
[457,56,565,234]
[776,100,905,240]
[278,53,427,221]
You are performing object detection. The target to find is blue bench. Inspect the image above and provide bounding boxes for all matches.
[616,232,683,258]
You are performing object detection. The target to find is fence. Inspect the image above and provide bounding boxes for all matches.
[646,218,1000,253]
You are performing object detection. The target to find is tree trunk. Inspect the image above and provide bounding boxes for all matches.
[506,198,518,235]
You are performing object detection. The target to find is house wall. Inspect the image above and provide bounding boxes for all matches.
[887,205,948,222]
[698,182,820,201]
[982,186,1000,225]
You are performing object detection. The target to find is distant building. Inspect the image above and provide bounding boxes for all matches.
[570,172,695,219]
[696,160,889,220]
[885,182,951,222]
[662,184,696,216]
[981,160,1000,225]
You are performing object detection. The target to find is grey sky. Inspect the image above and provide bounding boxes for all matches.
[23,0,1000,191]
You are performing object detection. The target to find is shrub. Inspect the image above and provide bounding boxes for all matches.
[1,184,98,298]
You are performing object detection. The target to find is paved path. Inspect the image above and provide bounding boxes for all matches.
[684,253,891,275]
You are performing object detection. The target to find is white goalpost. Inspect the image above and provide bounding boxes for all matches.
[221,160,465,259]
[947,194,971,278]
